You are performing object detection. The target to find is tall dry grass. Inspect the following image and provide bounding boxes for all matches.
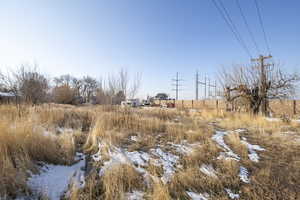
[0,104,82,198]
[102,164,143,200]
[84,110,169,152]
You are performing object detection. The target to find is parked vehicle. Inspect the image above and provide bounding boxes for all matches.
[121,99,140,107]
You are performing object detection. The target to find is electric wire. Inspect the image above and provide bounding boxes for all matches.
[254,0,271,55]
[212,0,253,58]
[236,0,260,55]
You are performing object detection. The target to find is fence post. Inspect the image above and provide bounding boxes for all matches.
[293,100,296,115]
[192,100,194,109]
[182,100,184,108]
[216,100,219,110]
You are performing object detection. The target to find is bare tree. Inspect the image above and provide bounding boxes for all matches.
[220,63,299,115]
[128,72,142,99]
[118,69,129,98]
[0,69,19,95]
[14,65,49,104]
[81,76,98,103]
[109,69,142,100]
[54,74,73,87]
[0,65,49,104]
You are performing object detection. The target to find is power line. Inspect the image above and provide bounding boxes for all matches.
[236,0,260,54]
[212,0,253,58]
[217,0,253,58]
[254,0,271,55]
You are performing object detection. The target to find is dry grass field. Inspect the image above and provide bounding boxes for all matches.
[0,104,300,200]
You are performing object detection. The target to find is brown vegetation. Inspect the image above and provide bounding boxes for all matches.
[0,104,299,199]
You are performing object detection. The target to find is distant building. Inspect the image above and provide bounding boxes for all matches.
[155,93,169,100]
[0,92,18,104]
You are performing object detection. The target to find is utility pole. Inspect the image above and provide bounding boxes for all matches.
[172,72,183,100]
[207,79,217,99]
[196,71,199,100]
[196,73,207,100]
[208,78,210,98]
[204,77,207,99]
[251,54,272,115]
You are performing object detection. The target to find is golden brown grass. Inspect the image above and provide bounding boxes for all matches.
[149,182,172,200]
[224,132,248,160]
[84,109,180,152]
[102,164,143,200]
[1,104,300,199]
[182,139,220,167]
[0,104,84,198]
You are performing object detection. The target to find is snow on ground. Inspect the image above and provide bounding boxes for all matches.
[212,131,251,185]
[92,142,181,184]
[125,190,145,200]
[125,151,150,167]
[199,164,217,178]
[212,131,240,161]
[241,138,265,162]
[265,117,281,122]
[239,166,250,183]
[225,188,240,199]
[98,147,131,175]
[130,135,139,142]
[186,191,209,200]
[92,143,106,162]
[168,140,200,155]
[150,148,179,183]
[266,117,300,123]
[27,153,85,200]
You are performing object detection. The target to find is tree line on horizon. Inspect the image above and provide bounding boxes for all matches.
[0,64,141,105]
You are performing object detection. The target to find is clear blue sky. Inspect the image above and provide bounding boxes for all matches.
[0,0,299,99]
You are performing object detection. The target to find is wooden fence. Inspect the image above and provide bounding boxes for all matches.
[154,99,300,117]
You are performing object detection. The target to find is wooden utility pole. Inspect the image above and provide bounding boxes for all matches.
[251,54,272,115]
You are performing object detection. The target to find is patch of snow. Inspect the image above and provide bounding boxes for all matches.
[125,151,150,167]
[92,143,106,162]
[199,164,217,178]
[241,138,265,162]
[99,147,130,175]
[69,169,85,189]
[212,131,240,161]
[225,188,240,199]
[130,135,139,142]
[91,142,156,186]
[168,141,200,155]
[125,190,145,200]
[42,130,56,138]
[186,191,209,200]
[239,166,250,183]
[150,148,179,183]
[57,127,74,134]
[234,129,247,133]
[27,153,85,200]
[265,117,280,122]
